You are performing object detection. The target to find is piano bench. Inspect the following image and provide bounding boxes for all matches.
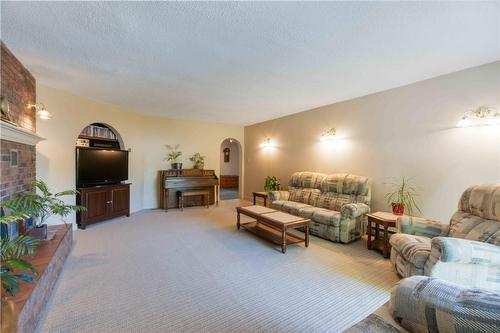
[178,189,210,211]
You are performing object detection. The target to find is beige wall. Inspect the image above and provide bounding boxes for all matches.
[244,62,500,222]
[36,84,244,227]
[220,139,240,176]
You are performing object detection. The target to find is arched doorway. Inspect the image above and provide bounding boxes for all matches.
[219,138,241,200]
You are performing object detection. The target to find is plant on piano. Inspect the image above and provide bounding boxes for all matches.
[0,211,39,297]
[264,176,281,192]
[189,153,205,169]
[166,144,183,170]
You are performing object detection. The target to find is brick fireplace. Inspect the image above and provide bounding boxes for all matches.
[1,41,38,201]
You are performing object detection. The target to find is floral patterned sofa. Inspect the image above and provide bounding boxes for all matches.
[390,184,500,292]
[268,171,371,244]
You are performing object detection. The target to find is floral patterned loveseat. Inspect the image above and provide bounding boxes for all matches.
[268,171,371,244]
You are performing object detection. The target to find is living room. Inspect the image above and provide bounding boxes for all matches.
[0,2,499,333]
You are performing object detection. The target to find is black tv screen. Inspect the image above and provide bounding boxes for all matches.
[76,148,128,186]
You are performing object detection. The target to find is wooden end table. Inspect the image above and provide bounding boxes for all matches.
[236,205,309,253]
[252,191,268,206]
[366,212,400,258]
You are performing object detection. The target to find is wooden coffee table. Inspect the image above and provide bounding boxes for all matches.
[236,205,309,253]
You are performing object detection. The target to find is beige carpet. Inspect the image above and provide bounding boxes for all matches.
[37,200,399,333]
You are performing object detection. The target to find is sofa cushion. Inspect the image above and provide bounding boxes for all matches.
[389,234,431,269]
[321,173,371,196]
[459,184,500,221]
[270,200,287,210]
[311,208,341,227]
[288,188,313,204]
[297,205,317,219]
[449,211,500,245]
[288,171,326,189]
[280,201,313,216]
[314,192,353,211]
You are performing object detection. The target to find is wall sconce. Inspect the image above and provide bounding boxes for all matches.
[27,103,52,120]
[457,106,500,127]
[320,128,336,142]
[260,137,276,148]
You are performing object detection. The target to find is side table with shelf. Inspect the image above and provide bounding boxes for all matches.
[366,212,402,258]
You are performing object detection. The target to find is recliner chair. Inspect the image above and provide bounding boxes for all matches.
[389,184,500,292]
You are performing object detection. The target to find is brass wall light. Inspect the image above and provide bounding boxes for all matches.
[27,103,52,120]
[457,106,499,127]
[320,128,336,142]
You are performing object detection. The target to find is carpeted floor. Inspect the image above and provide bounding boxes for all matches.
[37,200,399,333]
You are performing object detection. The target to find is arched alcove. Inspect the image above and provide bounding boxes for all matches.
[76,122,125,150]
[219,138,242,200]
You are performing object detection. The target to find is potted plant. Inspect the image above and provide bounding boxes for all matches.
[2,180,85,240]
[384,177,421,216]
[166,144,182,170]
[189,153,205,169]
[0,211,39,332]
[264,176,281,192]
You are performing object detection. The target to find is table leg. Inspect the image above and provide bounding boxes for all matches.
[237,211,240,230]
[383,224,389,258]
[367,219,372,249]
[253,194,256,205]
[281,227,287,254]
[165,190,169,212]
[181,193,184,211]
[305,223,309,247]
[264,196,267,207]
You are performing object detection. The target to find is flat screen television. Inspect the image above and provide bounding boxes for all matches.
[76,148,129,187]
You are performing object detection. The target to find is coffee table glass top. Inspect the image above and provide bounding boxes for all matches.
[239,205,276,214]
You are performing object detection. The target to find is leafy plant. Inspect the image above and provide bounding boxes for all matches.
[0,212,39,296]
[165,144,182,163]
[189,153,205,169]
[264,176,281,192]
[384,177,421,215]
[1,179,85,227]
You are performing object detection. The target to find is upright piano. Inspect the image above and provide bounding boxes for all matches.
[159,169,219,210]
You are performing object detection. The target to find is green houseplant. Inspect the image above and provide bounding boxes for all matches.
[189,153,205,169]
[0,211,39,332]
[166,144,182,170]
[384,177,421,216]
[0,211,39,295]
[2,180,85,240]
[264,176,281,192]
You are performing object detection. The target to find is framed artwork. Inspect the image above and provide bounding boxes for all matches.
[223,148,230,162]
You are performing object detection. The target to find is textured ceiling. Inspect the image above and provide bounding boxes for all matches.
[1,2,499,125]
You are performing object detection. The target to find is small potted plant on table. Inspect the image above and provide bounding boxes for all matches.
[166,144,183,170]
[2,180,84,240]
[264,176,281,192]
[189,153,205,169]
[384,177,421,216]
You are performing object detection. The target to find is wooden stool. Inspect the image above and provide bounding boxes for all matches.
[178,189,210,210]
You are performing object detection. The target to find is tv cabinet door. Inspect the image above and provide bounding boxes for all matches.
[109,184,130,218]
[80,188,109,226]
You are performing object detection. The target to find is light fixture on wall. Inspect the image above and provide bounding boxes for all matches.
[27,103,52,120]
[457,106,500,127]
[260,137,276,148]
[320,127,336,142]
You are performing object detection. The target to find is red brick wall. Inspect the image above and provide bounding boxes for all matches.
[1,42,37,201]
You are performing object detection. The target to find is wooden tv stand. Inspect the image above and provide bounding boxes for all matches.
[76,183,130,229]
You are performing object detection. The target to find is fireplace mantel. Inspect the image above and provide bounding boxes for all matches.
[0,120,45,146]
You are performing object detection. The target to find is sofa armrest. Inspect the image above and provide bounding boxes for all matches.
[340,203,370,219]
[268,191,289,202]
[430,237,500,265]
[397,216,449,238]
[389,276,500,332]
